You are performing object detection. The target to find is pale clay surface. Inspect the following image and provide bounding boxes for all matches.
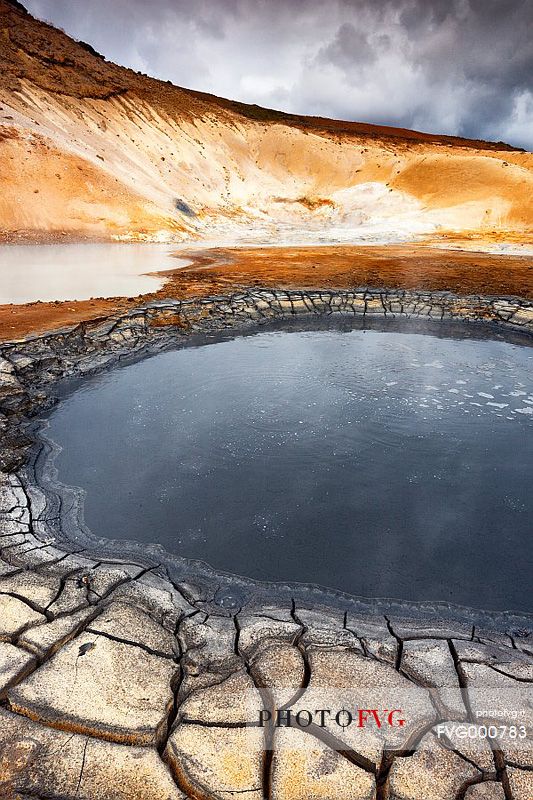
[1,467,531,799]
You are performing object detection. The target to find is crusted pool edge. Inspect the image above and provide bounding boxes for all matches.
[0,286,532,624]
[1,288,532,800]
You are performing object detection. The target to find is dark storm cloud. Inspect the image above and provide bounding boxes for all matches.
[23,0,533,149]
[317,23,377,69]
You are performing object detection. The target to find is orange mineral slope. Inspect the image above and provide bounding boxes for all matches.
[0,0,532,243]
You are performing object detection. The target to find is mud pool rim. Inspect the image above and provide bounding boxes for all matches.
[1,287,533,631]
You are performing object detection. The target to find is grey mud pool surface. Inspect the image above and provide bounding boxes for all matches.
[43,327,533,613]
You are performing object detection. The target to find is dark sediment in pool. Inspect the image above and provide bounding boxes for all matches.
[39,323,533,614]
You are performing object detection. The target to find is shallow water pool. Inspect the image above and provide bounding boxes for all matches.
[43,326,533,612]
[0,243,184,303]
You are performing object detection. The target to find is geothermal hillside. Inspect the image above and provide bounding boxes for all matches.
[0,0,532,242]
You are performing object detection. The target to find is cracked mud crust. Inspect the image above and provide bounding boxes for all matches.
[0,288,532,799]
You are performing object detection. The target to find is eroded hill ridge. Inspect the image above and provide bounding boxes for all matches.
[0,0,532,242]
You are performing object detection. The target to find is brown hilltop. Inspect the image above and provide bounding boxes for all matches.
[0,0,532,242]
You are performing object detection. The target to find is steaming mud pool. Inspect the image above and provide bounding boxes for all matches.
[41,325,533,613]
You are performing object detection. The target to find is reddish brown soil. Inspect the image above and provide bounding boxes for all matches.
[0,0,519,152]
[1,244,532,342]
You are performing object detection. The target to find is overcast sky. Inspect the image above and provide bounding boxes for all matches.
[23,0,533,150]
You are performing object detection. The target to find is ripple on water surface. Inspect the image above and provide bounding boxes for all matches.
[43,327,533,613]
